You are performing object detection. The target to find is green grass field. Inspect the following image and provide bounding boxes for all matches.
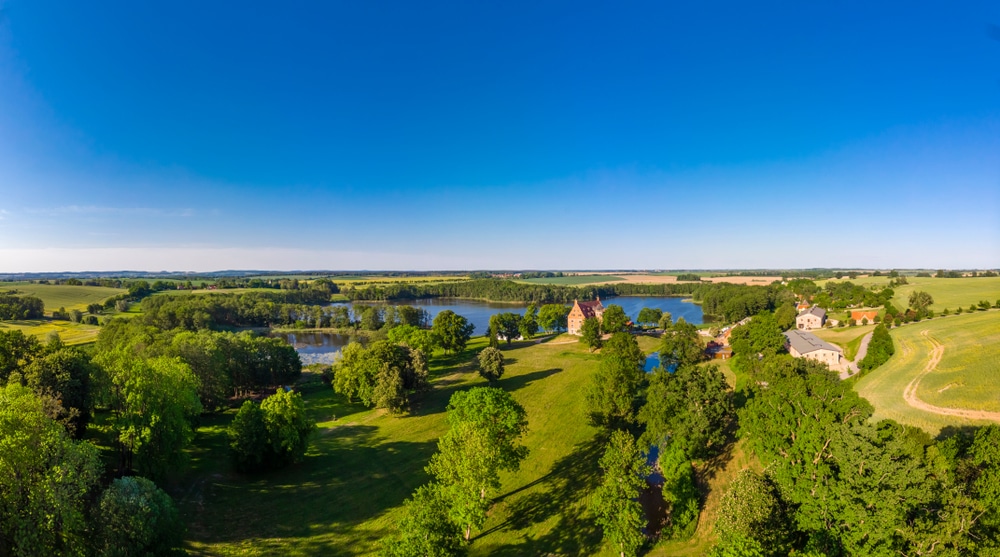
[812,325,874,361]
[517,275,623,286]
[854,310,1000,436]
[817,276,1000,313]
[3,282,125,313]
[171,335,627,556]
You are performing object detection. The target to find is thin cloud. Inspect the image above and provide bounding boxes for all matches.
[25,205,195,217]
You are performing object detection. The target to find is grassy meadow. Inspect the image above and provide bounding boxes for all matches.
[817,276,1000,313]
[854,310,1000,435]
[3,282,125,313]
[812,325,875,361]
[165,332,747,556]
[0,319,102,345]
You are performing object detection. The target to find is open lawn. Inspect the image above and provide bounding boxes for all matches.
[817,276,1000,314]
[813,325,875,361]
[172,334,637,556]
[854,310,1000,436]
[3,282,124,313]
[0,319,101,345]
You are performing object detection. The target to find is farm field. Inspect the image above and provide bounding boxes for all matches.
[3,282,124,312]
[174,335,619,556]
[812,325,875,361]
[0,319,101,345]
[517,274,624,285]
[854,310,1000,436]
[817,276,1000,313]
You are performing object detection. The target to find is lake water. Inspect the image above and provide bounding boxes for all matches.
[278,296,702,365]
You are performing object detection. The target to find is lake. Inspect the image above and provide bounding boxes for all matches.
[277,296,702,365]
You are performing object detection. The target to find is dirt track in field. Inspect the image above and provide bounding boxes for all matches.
[902,330,1000,423]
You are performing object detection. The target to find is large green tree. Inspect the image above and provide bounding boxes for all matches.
[537,303,569,332]
[580,317,603,352]
[590,430,649,557]
[639,364,733,460]
[380,484,466,557]
[715,469,793,556]
[476,346,505,382]
[658,318,704,370]
[0,382,102,557]
[728,312,785,374]
[602,304,630,334]
[490,312,523,346]
[432,310,475,354]
[333,340,427,413]
[427,387,529,541]
[587,333,645,428]
[98,352,202,479]
[21,346,95,437]
[94,476,184,557]
[637,307,662,329]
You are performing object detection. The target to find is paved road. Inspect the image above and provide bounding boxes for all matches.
[839,330,873,380]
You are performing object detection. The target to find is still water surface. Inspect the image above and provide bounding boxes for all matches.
[275,296,702,365]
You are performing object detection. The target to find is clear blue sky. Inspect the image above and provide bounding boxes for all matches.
[0,1,998,271]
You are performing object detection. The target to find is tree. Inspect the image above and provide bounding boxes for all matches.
[857,324,894,373]
[168,330,232,412]
[229,389,316,472]
[0,382,102,557]
[380,484,466,557]
[639,364,733,459]
[387,324,436,356]
[587,333,645,428]
[0,329,41,384]
[97,352,202,479]
[427,387,528,541]
[333,340,427,413]
[715,469,793,556]
[658,319,704,370]
[658,311,673,330]
[359,306,384,331]
[476,347,505,382]
[490,312,522,346]
[602,304,630,333]
[537,304,569,332]
[580,317,602,352]
[637,307,662,329]
[94,476,184,557]
[908,291,934,312]
[21,346,95,437]
[519,304,539,339]
[773,302,797,331]
[590,430,649,557]
[432,310,474,354]
[728,313,784,374]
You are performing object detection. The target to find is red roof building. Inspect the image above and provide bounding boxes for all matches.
[568,298,605,335]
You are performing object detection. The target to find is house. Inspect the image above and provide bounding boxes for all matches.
[784,329,844,370]
[796,300,811,312]
[796,306,826,330]
[705,341,733,360]
[851,310,879,325]
[568,298,605,335]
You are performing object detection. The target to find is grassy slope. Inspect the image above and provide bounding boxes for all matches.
[177,334,631,556]
[816,276,1000,313]
[854,310,1000,435]
[812,325,874,361]
[0,319,101,345]
[4,282,125,312]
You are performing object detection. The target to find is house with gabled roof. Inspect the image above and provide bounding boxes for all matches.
[796,306,826,330]
[568,298,605,335]
[784,329,844,371]
[851,310,879,325]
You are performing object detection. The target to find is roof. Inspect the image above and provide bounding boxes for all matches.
[851,310,879,321]
[574,299,605,319]
[784,330,842,355]
[797,306,826,319]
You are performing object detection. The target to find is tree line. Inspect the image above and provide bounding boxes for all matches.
[0,292,45,320]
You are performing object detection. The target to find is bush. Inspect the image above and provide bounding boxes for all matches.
[94,476,184,557]
[476,346,505,382]
[229,390,316,472]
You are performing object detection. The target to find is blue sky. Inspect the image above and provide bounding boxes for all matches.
[0,1,998,271]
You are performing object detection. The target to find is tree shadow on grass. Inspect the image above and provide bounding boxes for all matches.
[178,422,437,555]
[408,368,564,419]
[474,433,608,555]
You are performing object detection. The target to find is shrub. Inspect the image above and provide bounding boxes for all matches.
[476,346,505,382]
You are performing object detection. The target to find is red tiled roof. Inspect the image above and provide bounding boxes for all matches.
[575,299,604,319]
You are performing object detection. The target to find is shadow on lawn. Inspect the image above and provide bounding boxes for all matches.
[179,421,437,555]
[475,433,607,555]
[409,367,564,418]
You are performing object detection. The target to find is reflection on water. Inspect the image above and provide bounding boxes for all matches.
[272,331,357,365]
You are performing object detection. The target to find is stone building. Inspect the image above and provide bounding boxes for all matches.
[783,329,844,371]
[796,306,827,330]
[567,298,605,335]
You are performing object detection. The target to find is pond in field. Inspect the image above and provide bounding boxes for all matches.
[276,296,702,365]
